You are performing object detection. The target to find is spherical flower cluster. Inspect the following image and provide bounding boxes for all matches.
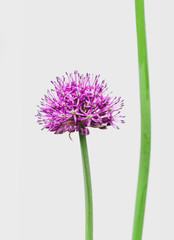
[36,71,125,136]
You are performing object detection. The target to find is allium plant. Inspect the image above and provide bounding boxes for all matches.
[36,71,125,137]
[36,71,125,240]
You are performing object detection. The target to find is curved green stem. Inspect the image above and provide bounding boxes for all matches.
[79,133,93,240]
[132,0,151,239]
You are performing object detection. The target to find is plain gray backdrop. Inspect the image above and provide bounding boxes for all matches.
[0,0,171,239]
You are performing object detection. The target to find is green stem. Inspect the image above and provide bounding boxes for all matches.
[79,133,93,240]
[132,0,151,239]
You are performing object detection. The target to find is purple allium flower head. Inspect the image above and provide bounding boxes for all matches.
[36,71,125,136]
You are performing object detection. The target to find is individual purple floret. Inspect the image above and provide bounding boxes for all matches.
[36,71,125,136]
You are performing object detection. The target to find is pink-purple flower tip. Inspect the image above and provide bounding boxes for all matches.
[36,71,125,136]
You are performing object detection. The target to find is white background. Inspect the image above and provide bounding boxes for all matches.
[0,0,172,239]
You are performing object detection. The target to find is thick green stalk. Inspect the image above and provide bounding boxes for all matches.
[79,133,93,240]
[132,0,151,239]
